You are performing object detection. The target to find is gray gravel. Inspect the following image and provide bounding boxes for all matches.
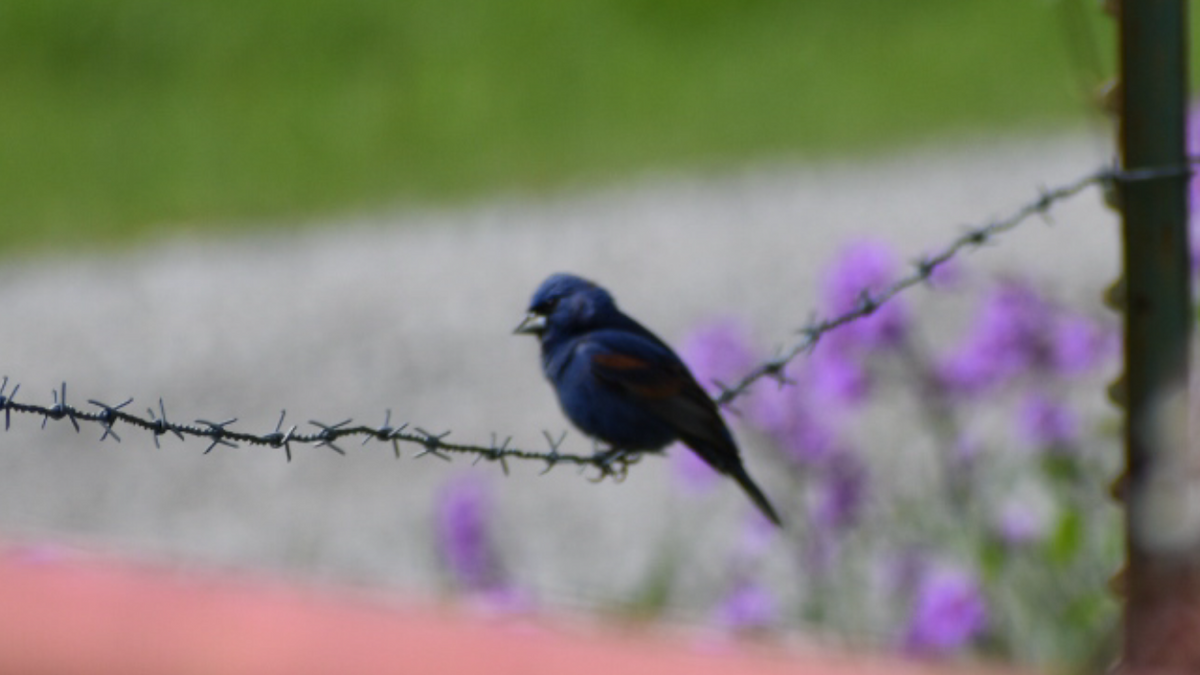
[0,132,1119,612]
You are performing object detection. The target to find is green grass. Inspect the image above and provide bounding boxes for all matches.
[0,0,1124,252]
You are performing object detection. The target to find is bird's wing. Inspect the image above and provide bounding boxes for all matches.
[584,332,783,526]
[584,333,733,464]
[583,332,693,399]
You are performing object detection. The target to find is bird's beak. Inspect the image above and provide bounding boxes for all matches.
[514,311,547,335]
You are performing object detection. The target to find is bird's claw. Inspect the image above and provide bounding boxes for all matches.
[589,448,641,483]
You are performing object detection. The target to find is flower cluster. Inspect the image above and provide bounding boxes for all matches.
[433,473,528,611]
[669,240,1119,659]
[427,237,1121,665]
[902,563,989,655]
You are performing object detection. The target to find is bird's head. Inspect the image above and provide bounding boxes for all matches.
[514,273,616,340]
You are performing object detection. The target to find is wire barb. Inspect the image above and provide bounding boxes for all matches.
[413,427,453,461]
[1,378,20,431]
[146,398,185,449]
[539,430,567,474]
[308,418,351,456]
[87,397,132,442]
[196,418,239,454]
[42,382,80,433]
[486,433,513,475]
[366,409,407,459]
[261,410,296,461]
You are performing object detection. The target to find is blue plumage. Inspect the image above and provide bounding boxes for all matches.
[516,273,782,526]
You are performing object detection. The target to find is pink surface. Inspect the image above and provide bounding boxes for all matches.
[0,544,1021,675]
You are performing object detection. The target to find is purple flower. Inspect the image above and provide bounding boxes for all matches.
[1016,393,1079,449]
[802,241,911,407]
[715,516,780,632]
[937,282,1055,393]
[936,281,1123,384]
[807,343,871,407]
[903,565,988,655]
[1052,315,1118,376]
[435,474,504,592]
[782,406,841,465]
[809,451,868,533]
[678,318,757,397]
[748,367,835,461]
[746,377,797,434]
[748,380,840,465]
[821,241,908,349]
[936,352,996,396]
[716,581,778,632]
[799,452,867,575]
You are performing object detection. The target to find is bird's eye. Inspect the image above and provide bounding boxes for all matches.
[534,297,559,314]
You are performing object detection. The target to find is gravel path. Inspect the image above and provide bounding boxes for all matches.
[0,132,1119,612]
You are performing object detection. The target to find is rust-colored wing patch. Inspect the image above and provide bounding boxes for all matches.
[591,353,650,370]
[590,353,683,398]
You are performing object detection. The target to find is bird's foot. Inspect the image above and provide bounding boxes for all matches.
[589,447,641,483]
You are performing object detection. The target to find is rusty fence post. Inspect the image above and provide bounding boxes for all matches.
[1118,0,1195,670]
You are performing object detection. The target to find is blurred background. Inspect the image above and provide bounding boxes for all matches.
[0,0,1195,669]
[0,0,1128,253]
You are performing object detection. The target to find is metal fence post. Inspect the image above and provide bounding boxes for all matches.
[1118,0,1196,669]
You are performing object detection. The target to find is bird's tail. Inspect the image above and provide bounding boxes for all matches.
[729,464,783,527]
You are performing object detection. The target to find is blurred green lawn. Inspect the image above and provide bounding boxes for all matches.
[0,0,1122,252]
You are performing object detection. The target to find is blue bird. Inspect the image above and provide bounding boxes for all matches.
[515,273,782,526]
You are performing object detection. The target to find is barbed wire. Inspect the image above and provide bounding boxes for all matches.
[714,164,1109,405]
[713,158,1194,405]
[0,377,596,475]
[0,160,1185,477]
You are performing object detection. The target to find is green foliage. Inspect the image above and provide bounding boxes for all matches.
[1047,505,1084,566]
[0,0,1114,251]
